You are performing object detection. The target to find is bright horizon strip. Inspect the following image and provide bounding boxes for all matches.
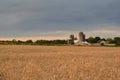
[0,36,68,41]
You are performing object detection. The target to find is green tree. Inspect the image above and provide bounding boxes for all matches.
[106,38,113,43]
[11,39,17,44]
[94,37,101,43]
[86,37,95,43]
[17,40,25,44]
[25,40,33,44]
[114,37,120,45]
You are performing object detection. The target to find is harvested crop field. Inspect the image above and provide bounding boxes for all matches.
[0,45,120,80]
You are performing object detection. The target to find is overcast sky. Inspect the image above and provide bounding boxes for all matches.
[0,0,120,40]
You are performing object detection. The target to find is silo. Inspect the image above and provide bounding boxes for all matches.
[78,32,85,43]
[68,35,74,44]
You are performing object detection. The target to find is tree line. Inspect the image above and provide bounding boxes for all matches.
[0,39,67,46]
[86,36,120,45]
[0,36,119,46]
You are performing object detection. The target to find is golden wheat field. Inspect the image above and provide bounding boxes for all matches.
[0,45,120,80]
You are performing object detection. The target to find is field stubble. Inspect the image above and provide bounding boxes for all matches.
[0,45,120,80]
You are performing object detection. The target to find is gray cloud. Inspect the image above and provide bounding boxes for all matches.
[0,0,120,38]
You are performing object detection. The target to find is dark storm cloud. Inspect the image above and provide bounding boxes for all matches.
[0,0,120,38]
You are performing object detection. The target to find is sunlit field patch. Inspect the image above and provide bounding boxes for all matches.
[0,45,120,80]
